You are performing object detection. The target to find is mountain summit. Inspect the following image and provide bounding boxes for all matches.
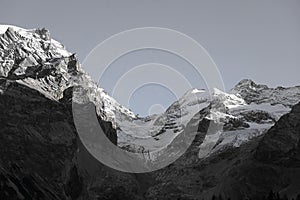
[0,25,136,124]
[232,79,300,106]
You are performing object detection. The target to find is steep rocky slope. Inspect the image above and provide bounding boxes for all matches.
[0,61,146,200]
[256,102,300,163]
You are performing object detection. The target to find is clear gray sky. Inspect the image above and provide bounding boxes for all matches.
[1,0,300,116]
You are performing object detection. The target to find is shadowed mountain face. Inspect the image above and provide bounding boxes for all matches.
[0,78,80,199]
[256,102,300,163]
[0,25,300,200]
[0,78,143,200]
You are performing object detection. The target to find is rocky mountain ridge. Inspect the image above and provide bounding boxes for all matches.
[0,25,136,126]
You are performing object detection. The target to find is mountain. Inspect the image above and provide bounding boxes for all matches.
[0,25,140,200]
[0,25,299,200]
[0,25,136,125]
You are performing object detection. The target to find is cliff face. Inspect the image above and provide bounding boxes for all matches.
[0,78,145,200]
[0,78,79,199]
[256,102,300,164]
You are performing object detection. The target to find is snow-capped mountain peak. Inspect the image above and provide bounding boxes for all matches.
[197,79,300,159]
[231,79,300,107]
[233,78,268,90]
[0,25,136,125]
